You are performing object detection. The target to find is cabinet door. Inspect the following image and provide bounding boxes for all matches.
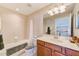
[37,44,45,56]
[45,42,62,53]
[37,44,51,56]
[54,51,65,56]
[44,47,51,56]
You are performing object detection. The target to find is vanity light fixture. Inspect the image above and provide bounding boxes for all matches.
[48,5,66,16]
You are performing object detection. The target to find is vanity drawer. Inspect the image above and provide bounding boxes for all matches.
[37,40,45,46]
[45,42,62,52]
[54,45,62,53]
[66,48,79,56]
[45,42,54,50]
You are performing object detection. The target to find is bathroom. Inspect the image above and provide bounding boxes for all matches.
[0,3,79,56]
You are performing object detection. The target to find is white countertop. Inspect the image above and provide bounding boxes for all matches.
[37,35,79,51]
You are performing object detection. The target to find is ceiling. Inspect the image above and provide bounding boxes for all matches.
[0,3,50,15]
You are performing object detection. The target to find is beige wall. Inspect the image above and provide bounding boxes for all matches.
[0,6,28,46]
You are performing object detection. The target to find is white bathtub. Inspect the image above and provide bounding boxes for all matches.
[5,40,27,49]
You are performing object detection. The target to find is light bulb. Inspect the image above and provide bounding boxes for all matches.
[53,7,59,14]
[16,8,20,11]
[48,10,54,16]
[48,10,52,14]
[59,9,65,13]
[59,5,66,13]
[49,12,54,16]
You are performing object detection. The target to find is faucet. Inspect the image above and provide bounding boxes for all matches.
[54,31,60,39]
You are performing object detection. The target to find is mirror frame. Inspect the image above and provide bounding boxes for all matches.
[76,10,79,29]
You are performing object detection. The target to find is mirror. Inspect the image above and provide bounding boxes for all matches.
[43,4,74,37]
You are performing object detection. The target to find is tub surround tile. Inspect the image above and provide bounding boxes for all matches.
[7,43,27,56]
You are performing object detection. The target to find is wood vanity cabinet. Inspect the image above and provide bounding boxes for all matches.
[37,40,79,56]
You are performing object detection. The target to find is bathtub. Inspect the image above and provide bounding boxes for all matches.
[5,40,27,49]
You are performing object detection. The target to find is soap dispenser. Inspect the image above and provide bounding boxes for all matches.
[47,27,51,34]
